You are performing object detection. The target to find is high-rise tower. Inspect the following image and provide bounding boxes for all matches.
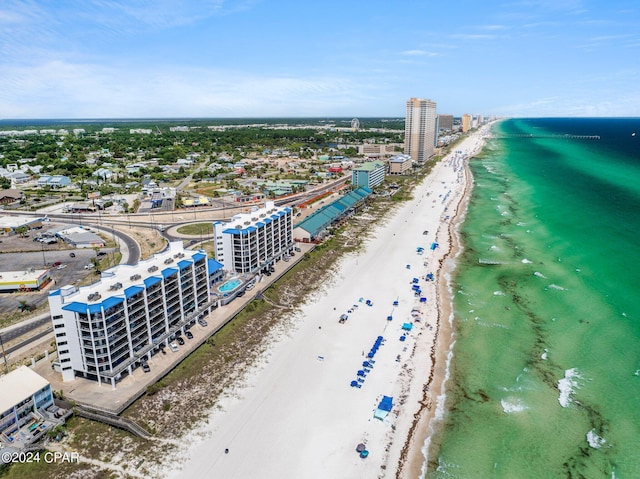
[404,98,437,162]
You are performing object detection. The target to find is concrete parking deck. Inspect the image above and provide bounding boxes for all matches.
[32,242,315,415]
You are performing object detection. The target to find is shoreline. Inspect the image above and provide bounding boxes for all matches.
[164,131,489,479]
[402,142,478,478]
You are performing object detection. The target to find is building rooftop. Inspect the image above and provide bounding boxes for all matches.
[52,242,207,311]
[353,160,385,172]
[0,366,50,414]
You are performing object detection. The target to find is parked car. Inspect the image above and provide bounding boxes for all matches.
[169,342,179,352]
[185,331,194,340]
[56,264,67,270]
[294,247,301,252]
[84,264,95,270]
[69,252,76,257]
[176,336,185,346]
[52,261,61,267]
[141,362,151,373]
[236,290,245,298]
[198,318,208,327]
[97,251,107,257]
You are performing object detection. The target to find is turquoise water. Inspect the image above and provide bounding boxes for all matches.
[218,278,242,293]
[427,118,640,478]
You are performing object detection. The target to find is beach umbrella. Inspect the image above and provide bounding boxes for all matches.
[362,361,372,368]
[357,370,366,377]
[367,352,374,358]
[350,380,359,387]
[356,443,366,453]
[360,450,369,459]
[387,315,393,321]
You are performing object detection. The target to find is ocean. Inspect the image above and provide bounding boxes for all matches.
[427,118,640,478]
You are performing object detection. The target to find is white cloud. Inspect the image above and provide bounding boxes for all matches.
[0,61,372,118]
[400,49,438,57]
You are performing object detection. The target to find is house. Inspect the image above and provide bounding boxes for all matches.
[0,189,23,204]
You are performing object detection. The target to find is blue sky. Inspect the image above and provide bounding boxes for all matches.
[1,0,638,119]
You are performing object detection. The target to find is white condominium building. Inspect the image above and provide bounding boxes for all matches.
[404,97,438,162]
[213,201,294,273]
[48,242,215,388]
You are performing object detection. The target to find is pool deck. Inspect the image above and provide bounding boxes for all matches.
[32,243,316,415]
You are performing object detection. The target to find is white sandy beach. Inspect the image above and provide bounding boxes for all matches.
[165,131,487,479]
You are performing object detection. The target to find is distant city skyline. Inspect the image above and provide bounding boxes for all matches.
[1,0,639,119]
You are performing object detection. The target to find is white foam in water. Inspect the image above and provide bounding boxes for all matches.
[501,397,528,414]
[586,429,606,449]
[521,258,533,264]
[493,291,505,296]
[548,284,567,291]
[541,349,548,360]
[533,271,546,278]
[558,368,582,407]
[490,244,499,250]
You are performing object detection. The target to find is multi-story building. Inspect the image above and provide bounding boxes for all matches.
[437,114,454,132]
[213,201,294,274]
[388,154,413,175]
[352,160,386,189]
[0,366,54,442]
[48,242,218,387]
[462,114,472,133]
[404,98,438,162]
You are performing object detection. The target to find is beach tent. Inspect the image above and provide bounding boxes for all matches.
[430,242,439,250]
[374,396,394,420]
[402,323,413,331]
[420,297,427,303]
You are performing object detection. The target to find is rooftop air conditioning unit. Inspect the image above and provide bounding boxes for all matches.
[130,274,141,281]
[148,266,158,273]
[164,258,174,265]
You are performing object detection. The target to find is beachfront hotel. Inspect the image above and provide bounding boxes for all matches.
[213,201,294,274]
[404,97,438,162]
[461,113,472,133]
[351,160,385,189]
[48,242,221,387]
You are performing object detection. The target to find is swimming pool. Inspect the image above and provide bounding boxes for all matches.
[218,278,242,293]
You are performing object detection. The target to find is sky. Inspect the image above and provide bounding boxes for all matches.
[0,0,639,119]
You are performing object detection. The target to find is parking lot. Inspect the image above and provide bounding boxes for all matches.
[0,224,101,315]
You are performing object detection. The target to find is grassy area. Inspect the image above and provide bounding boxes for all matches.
[176,223,213,235]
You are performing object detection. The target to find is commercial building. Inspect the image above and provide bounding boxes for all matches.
[0,269,52,292]
[437,114,454,132]
[48,242,217,387]
[404,98,438,162]
[293,187,371,241]
[351,160,385,189]
[388,154,413,175]
[213,201,294,273]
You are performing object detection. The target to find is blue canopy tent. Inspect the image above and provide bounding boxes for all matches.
[402,323,413,331]
[430,242,439,250]
[374,396,394,420]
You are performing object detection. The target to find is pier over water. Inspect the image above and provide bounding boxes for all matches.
[491,133,600,140]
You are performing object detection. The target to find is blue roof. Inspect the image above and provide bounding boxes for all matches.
[124,285,144,298]
[263,218,272,224]
[88,303,103,314]
[192,252,206,262]
[162,267,178,278]
[49,289,61,296]
[102,296,124,309]
[144,276,162,288]
[208,258,223,273]
[178,260,192,270]
[62,302,89,314]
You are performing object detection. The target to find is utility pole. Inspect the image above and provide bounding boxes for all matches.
[0,334,9,374]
